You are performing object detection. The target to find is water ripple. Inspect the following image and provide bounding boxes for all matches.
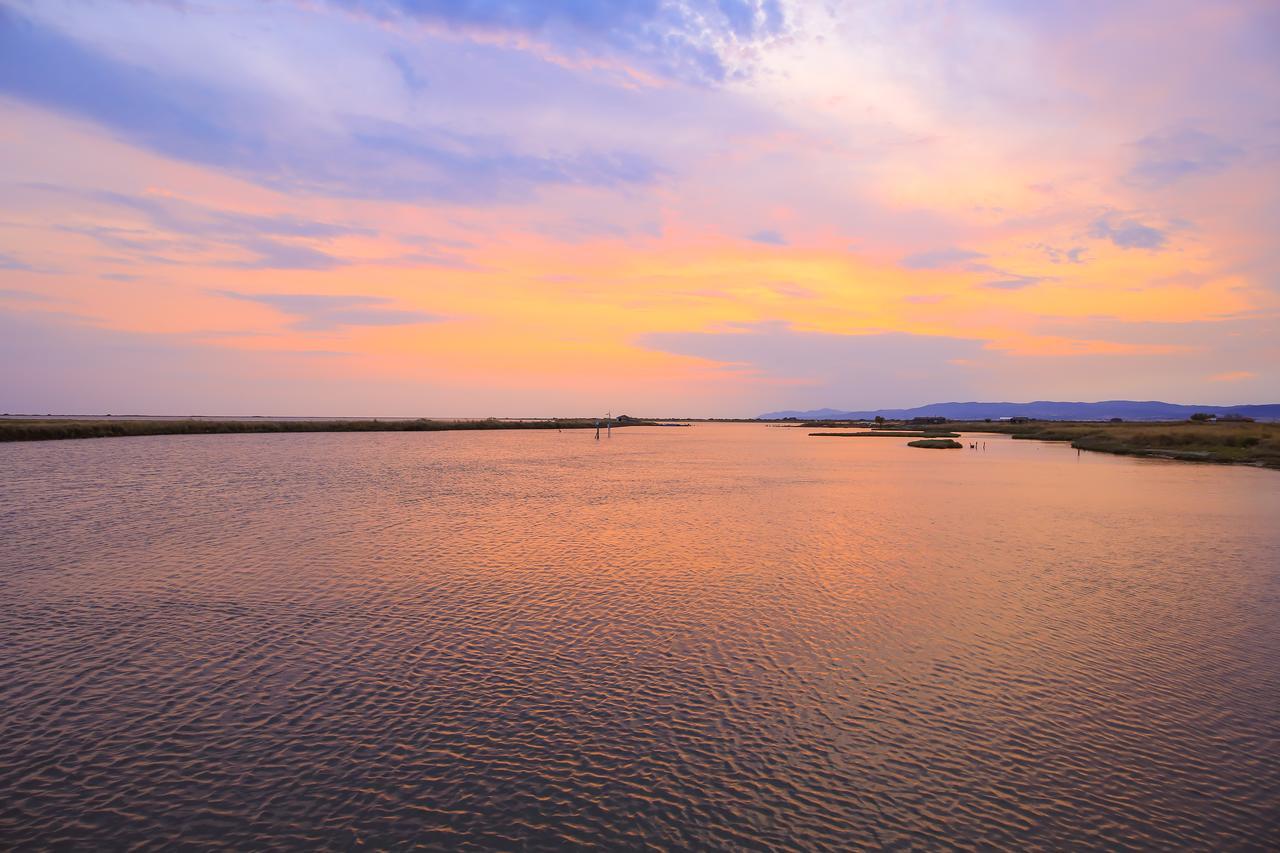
[1,426,1278,849]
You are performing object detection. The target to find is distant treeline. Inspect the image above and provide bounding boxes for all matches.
[0,418,638,443]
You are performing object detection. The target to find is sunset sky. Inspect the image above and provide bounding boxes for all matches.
[1,0,1277,416]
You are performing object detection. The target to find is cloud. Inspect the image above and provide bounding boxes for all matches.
[326,0,786,85]
[383,252,482,270]
[746,229,787,246]
[0,9,263,171]
[0,309,363,415]
[533,214,662,243]
[56,224,171,255]
[1032,243,1087,264]
[1128,128,1241,187]
[398,233,475,251]
[30,187,367,271]
[2,1,1275,416]
[219,240,347,271]
[87,191,368,241]
[900,247,985,270]
[0,288,52,301]
[0,10,661,204]
[214,291,446,331]
[1209,370,1256,382]
[349,117,661,202]
[1088,214,1167,250]
[638,320,990,406]
[0,252,37,271]
[982,276,1046,290]
[768,282,816,298]
[386,49,427,95]
[1035,315,1278,355]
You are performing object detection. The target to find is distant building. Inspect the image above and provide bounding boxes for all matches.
[1008,416,1033,424]
[909,416,948,425]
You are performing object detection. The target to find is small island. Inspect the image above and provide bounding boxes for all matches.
[907,438,964,449]
[809,431,960,438]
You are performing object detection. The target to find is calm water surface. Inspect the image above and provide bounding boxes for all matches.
[2,425,1278,849]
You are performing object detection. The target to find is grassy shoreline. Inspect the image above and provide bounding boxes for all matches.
[945,420,1279,469]
[5,417,1277,469]
[795,417,1279,469]
[0,418,643,443]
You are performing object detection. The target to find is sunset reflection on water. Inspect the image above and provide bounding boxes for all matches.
[1,424,1277,848]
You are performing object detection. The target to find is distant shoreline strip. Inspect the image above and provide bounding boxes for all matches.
[0,418,649,443]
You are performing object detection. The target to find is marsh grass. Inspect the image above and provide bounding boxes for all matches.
[907,439,964,449]
[945,420,1280,469]
[0,418,633,443]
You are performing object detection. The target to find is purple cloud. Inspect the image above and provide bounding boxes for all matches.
[900,248,986,270]
[0,253,37,272]
[0,10,661,204]
[1089,214,1167,250]
[747,229,788,246]
[1128,128,1241,187]
[214,291,446,331]
[326,0,786,84]
[983,276,1046,291]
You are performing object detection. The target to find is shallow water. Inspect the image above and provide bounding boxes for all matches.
[2,424,1278,849]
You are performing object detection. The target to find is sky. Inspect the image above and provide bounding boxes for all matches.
[1,0,1277,417]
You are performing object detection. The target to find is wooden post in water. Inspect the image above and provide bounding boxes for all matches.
[595,419,600,440]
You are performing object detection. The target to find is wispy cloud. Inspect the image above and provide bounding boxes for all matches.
[746,229,787,246]
[1032,243,1087,265]
[768,282,816,298]
[218,240,347,272]
[1127,128,1241,187]
[0,288,52,301]
[0,252,36,271]
[214,291,446,331]
[900,248,985,270]
[1209,370,1255,382]
[33,187,362,271]
[639,320,990,406]
[386,49,427,95]
[982,275,1048,291]
[0,11,661,204]
[326,0,787,84]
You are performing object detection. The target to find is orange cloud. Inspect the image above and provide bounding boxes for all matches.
[1209,371,1256,382]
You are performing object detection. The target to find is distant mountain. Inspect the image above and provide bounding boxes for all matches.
[758,400,1280,421]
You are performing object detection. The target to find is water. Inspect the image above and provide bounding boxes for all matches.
[1,424,1277,849]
